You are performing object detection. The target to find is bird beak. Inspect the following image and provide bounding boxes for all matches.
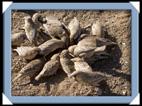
[96,38,117,47]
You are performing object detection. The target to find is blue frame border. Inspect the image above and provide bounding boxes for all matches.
[3,3,139,104]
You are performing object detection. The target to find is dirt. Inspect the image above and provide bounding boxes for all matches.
[11,10,131,96]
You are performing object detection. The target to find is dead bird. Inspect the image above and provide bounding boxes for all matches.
[60,49,75,77]
[69,71,106,86]
[38,38,65,56]
[68,17,81,44]
[23,16,38,46]
[69,34,116,58]
[43,16,65,38]
[70,36,99,57]
[43,16,70,47]
[12,58,45,83]
[35,53,60,81]
[69,57,106,86]
[13,46,40,60]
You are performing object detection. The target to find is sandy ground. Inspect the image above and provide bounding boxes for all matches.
[11,10,131,96]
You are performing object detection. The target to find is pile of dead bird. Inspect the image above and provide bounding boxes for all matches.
[12,13,117,86]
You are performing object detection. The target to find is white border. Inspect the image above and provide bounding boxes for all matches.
[2,1,13,13]
[3,2,139,104]
[130,1,140,13]
[130,93,140,105]
[2,93,13,105]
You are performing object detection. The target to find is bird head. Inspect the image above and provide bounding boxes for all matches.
[32,13,46,24]
[68,45,76,56]
[60,49,72,59]
[51,53,60,60]
[24,16,33,23]
[91,20,103,38]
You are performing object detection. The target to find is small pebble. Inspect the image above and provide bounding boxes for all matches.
[122,42,126,46]
[122,90,127,95]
